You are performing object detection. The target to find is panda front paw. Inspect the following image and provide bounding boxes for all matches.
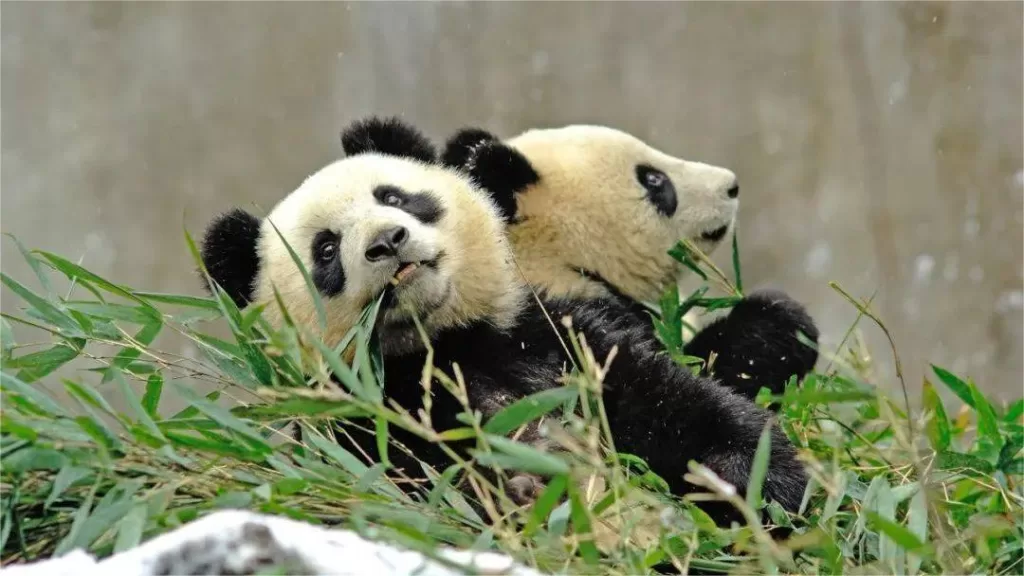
[684,288,820,401]
[732,288,820,375]
[505,473,545,507]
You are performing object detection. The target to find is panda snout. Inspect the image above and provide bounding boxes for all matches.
[727,183,739,199]
[365,226,409,262]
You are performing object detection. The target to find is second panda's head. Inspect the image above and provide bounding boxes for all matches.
[443,125,739,305]
[200,118,526,355]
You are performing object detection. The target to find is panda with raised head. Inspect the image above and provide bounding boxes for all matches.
[200,117,807,523]
[442,125,820,403]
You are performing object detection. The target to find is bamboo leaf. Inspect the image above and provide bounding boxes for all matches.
[483,386,577,436]
[746,420,773,510]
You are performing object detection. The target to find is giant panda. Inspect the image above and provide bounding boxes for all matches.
[442,125,820,403]
[199,117,807,524]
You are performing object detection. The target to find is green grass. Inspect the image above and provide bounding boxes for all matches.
[0,234,1021,575]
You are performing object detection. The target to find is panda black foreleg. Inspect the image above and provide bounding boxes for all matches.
[558,301,808,525]
[683,288,820,403]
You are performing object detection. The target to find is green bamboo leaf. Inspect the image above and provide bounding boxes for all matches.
[677,285,710,319]
[922,379,951,451]
[1005,399,1024,422]
[731,230,743,294]
[865,511,932,555]
[102,321,162,383]
[483,386,577,436]
[10,339,84,383]
[142,374,163,420]
[6,234,55,297]
[746,420,773,510]
[36,251,159,313]
[113,503,148,553]
[931,365,975,409]
[65,301,158,325]
[970,379,1001,453]
[309,336,369,401]
[45,465,93,509]
[75,415,122,454]
[1,317,16,357]
[74,480,141,551]
[477,435,570,477]
[935,451,995,474]
[523,474,568,537]
[1,272,80,334]
[132,291,220,310]
[668,241,708,281]
[264,217,328,332]
[567,480,599,565]
[232,399,367,420]
[64,379,121,422]
[113,371,166,442]
[997,434,1023,473]
[162,430,264,460]
[0,371,67,416]
[54,479,99,555]
[170,382,272,454]
[906,488,928,573]
[169,390,220,420]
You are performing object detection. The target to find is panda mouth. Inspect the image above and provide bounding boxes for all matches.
[388,254,442,288]
[390,262,423,286]
[700,225,729,242]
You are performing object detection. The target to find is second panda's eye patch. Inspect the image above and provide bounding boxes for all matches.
[636,165,677,217]
[373,185,445,224]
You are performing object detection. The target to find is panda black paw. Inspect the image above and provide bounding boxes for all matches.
[684,288,820,401]
[732,289,820,367]
[733,289,819,388]
[505,473,545,507]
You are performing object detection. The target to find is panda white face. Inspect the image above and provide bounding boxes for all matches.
[505,125,739,304]
[253,154,524,354]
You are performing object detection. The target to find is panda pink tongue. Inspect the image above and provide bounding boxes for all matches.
[390,262,419,286]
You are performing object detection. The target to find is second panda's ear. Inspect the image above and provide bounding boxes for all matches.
[340,116,437,163]
[443,129,539,223]
[199,208,262,309]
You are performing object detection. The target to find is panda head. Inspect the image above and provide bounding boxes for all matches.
[442,125,739,305]
[200,117,526,355]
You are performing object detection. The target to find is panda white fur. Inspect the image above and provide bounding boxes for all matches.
[442,125,820,403]
[200,117,807,523]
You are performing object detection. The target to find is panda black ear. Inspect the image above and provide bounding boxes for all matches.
[462,140,539,223]
[199,208,262,309]
[340,116,437,163]
[441,127,500,169]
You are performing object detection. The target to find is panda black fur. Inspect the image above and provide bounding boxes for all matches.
[200,117,808,524]
[442,125,820,403]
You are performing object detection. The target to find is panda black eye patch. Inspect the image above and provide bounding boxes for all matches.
[636,164,677,217]
[311,229,345,297]
[373,185,444,224]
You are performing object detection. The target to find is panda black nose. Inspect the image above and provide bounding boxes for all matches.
[727,183,740,199]
[365,226,409,262]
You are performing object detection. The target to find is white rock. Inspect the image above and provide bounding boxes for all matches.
[1,510,544,576]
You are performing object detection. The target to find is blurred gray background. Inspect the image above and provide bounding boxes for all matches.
[2,1,1022,405]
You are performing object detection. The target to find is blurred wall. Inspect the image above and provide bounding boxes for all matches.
[2,2,1022,404]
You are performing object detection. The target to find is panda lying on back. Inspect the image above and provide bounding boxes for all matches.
[442,124,820,403]
[199,117,807,524]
